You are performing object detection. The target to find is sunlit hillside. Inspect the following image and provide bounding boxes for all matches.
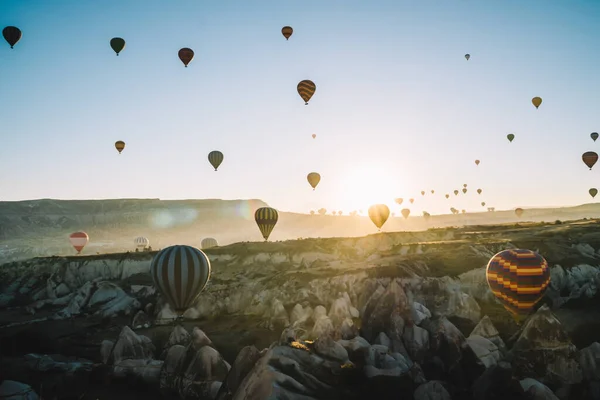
[1,198,600,264]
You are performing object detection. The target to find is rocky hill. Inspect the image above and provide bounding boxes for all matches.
[2,219,600,398]
[2,198,600,265]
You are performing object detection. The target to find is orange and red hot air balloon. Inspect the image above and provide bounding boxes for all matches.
[69,231,89,254]
[486,249,551,322]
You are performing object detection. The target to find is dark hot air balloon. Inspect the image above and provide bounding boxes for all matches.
[178,48,194,67]
[590,188,598,198]
[208,151,224,171]
[583,152,599,170]
[532,97,542,109]
[486,249,550,322]
[110,37,125,55]
[507,134,515,143]
[2,26,21,48]
[151,245,211,316]
[297,80,316,105]
[255,207,278,241]
[592,132,599,142]
[281,26,293,40]
[115,141,125,154]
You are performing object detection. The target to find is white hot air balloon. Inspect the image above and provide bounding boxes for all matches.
[201,237,218,249]
[134,236,150,251]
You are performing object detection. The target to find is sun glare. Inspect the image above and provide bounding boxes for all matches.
[340,164,399,211]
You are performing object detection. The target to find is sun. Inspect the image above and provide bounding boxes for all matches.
[339,163,399,211]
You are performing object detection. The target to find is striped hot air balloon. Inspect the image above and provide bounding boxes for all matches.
[150,245,211,316]
[486,249,550,322]
[201,237,218,249]
[297,80,316,105]
[69,231,89,254]
[208,151,224,171]
[368,204,390,231]
[255,207,278,241]
[134,236,150,250]
[178,48,194,67]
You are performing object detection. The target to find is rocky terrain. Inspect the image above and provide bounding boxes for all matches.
[2,198,600,265]
[2,219,600,398]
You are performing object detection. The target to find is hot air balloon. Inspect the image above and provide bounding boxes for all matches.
[486,249,550,322]
[208,151,224,171]
[368,204,390,231]
[592,132,599,142]
[110,37,125,55]
[454,190,459,196]
[297,80,316,105]
[590,188,598,198]
[463,184,467,188]
[178,48,194,67]
[401,208,411,219]
[421,191,425,196]
[115,141,125,154]
[134,236,150,250]
[423,211,431,221]
[462,188,467,194]
[307,172,321,190]
[507,134,515,143]
[395,198,403,205]
[312,134,316,139]
[582,152,598,170]
[465,54,470,61]
[431,190,435,194]
[255,207,278,241]
[532,97,542,109]
[475,159,480,166]
[481,202,486,207]
[445,194,450,199]
[151,245,211,316]
[409,198,414,204]
[201,237,218,249]
[2,26,21,49]
[477,188,482,195]
[282,26,293,40]
[515,208,524,217]
[69,231,89,254]
[461,210,466,214]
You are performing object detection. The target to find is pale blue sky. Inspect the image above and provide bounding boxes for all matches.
[1,0,599,215]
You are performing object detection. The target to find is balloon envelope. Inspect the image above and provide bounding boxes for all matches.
[486,249,550,321]
[592,132,599,142]
[583,151,599,170]
[2,26,21,48]
[115,141,125,154]
[281,26,293,40]
[368,204,390,229]
[401,208,410,219]
[208,151,224,171]
[307,172,321,190]
[590,188,598,198]
[507,134,515,142]
[150,245,211,315]
[134,236,149,249]
[178,48,194,67]
[532,97,542,109]
[255,207,278,241]
[297,80,316,105]
[110,37,125,55]
[201,238,218,249]
[69,231,89,254]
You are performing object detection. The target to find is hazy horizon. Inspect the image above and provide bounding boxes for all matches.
[1,0,599,216]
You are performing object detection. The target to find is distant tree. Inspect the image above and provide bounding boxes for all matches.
[310,210,315,215]
[135,248,139,253]
[337,211,342,216]
[331,210,337,215]
[555,220,562,225]
[148,246,153,251]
